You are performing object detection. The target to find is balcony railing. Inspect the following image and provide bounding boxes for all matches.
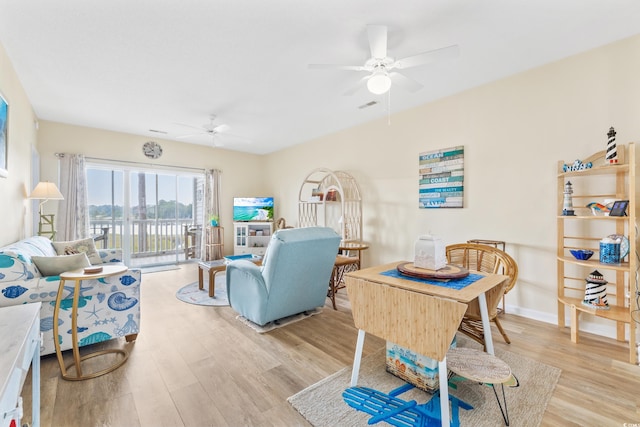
[89,218,198,263]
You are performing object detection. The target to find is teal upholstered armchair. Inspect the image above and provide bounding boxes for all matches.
[226,227,341,326]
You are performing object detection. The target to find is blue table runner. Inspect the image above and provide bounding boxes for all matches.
[380,269,483,290]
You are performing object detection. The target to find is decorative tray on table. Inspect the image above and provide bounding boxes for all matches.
[83,266,104,274]
[396,263,469,281]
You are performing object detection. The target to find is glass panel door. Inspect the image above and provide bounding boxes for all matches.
[87,163,201,267]
[87,168,125,252]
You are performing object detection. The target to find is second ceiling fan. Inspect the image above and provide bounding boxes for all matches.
[309,25,459,95]
[175,115,241,147]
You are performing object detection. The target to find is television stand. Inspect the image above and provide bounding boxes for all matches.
[233,221,273,256]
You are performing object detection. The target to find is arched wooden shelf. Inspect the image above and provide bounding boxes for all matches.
[298,168,362,242]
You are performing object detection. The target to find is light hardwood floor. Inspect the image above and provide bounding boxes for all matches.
[20,263,640,426]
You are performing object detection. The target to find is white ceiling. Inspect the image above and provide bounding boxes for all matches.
[1,1,640,154]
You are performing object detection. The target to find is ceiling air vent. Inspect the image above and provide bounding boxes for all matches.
[358,101,378,110]
[148,129,168,134]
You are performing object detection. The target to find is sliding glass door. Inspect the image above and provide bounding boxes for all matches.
[87,163,203,267]
[87,168,125,251]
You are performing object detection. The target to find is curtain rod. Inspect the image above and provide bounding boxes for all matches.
[55,153,209,173]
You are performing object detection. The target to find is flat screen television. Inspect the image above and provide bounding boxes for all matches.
[233,197,274,221]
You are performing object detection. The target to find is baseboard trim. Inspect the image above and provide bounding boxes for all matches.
[505,303,619,340]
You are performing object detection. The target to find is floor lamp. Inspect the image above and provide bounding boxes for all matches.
[29,181,64,239]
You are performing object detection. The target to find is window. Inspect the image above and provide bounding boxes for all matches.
[86,163,203,267]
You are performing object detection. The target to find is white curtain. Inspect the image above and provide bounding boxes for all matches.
[56,154,88,241]
[201,169,222,260]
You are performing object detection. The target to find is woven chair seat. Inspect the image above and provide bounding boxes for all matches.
[446,243,518,348]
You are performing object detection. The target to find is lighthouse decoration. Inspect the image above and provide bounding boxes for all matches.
[583,270,610,310]
[606,126,618,164]
[562,181,575,216]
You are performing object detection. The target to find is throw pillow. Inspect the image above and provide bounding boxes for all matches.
[32,253,91,277]
[63,246,80,255]
[52,238,102,264]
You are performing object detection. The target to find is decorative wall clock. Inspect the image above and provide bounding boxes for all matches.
[142,141,163,159]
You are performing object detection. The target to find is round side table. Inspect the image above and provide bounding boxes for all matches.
[53,265,129,381]
[339,241,369,269]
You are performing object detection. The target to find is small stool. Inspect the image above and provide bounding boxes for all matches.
[446,347,513,426]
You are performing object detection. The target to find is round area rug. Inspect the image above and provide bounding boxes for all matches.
[175,273,228,306]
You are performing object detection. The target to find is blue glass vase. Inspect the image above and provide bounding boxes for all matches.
[599,242,620,264]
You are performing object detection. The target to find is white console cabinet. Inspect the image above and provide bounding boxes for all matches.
[233,222,273,256]
[0,303,41,427]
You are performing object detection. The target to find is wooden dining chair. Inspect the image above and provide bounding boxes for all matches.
[445,243,519,348]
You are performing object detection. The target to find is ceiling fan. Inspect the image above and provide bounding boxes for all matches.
[309,25,459,95]
[174,115,234,147]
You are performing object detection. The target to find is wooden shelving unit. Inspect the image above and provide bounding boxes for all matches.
[298,168,362,243]
[557,142,637,363]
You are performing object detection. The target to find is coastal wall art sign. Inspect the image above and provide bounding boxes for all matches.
[419,145,464,208]
[0,91,7,178]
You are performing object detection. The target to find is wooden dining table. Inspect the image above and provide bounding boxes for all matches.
[344,261,508,427]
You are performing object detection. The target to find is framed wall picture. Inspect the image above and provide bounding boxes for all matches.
[609,200,629,217]
[0,91,7,178]
[418,145,464,208]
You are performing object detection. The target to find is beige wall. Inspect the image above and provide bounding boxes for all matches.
[36,121,266,253]
[3,33,640,335]
[264,34,640,334]
[0,42,38,245]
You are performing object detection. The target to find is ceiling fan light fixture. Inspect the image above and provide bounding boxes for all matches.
[367,70,391,94]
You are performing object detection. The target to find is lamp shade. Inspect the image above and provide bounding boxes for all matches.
[367,70,392,95]
[29,182,64,200]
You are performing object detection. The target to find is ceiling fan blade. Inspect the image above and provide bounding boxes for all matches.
[212,124,230,133]
[176,133,206,139]
[308,63,366,71]
[394,44,460,69]
[173,122,207,132]
[367,25,387,59]
[343,75,370,96]
[390,71,423,93]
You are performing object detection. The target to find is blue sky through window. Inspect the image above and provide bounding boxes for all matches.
[87,168,195,207]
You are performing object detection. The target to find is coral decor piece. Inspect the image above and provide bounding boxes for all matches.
[562,159,592,172]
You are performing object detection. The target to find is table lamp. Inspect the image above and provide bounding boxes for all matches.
[29,181,64,238]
